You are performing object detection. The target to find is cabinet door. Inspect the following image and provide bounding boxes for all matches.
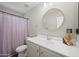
[27,41,39,57]
[40,47,64,57]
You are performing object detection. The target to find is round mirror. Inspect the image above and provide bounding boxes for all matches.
[42,8,64,32]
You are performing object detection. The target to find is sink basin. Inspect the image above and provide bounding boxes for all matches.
[47,36,63,44]
[36,34,48,40]
[48,36,62,40]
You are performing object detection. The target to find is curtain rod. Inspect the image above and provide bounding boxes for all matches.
[0,10,29,20]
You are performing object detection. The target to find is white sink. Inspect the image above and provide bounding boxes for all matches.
[47,36,63,44]
[48,36,62,40]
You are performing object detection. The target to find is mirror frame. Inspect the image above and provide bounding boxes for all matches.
[42,8,65,32]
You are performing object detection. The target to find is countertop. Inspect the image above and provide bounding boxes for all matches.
[26,37,79,57]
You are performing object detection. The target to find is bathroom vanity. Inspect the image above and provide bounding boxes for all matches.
[26,37,79,57]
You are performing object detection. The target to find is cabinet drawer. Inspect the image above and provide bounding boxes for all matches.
[40,47,65,57]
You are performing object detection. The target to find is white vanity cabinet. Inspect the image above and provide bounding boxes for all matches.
[26,37,79,57]
[27,41,39,57]
[39,47,64,57]
[39,47,56,57]
[27,40,65,57]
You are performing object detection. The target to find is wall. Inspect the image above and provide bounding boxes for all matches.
[0,4,24,17]
[25,2,78,40]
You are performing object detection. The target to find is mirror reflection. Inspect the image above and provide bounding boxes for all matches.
[42,8,64,32]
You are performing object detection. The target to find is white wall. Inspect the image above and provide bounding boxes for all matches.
[0,4,24,17]
[25,2,78,39]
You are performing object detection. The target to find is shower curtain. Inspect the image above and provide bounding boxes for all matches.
[0,12,27,57]
[0,12,3,56]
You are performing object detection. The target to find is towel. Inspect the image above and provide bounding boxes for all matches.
[63,33,73,46]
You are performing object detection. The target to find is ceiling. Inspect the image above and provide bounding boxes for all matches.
[0,2,40,14]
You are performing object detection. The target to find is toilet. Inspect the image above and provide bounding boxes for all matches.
[16,45,27,57]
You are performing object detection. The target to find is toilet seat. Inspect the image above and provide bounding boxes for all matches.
[16,45,27,53]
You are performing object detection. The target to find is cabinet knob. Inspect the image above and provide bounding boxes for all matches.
[37,49,39,52]
[41,52,44,54]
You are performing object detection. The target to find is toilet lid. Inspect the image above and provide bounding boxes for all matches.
[16,45,27,52]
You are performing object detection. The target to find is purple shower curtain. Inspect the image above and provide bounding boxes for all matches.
[0,12,3,56]
[0,12,27,56]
